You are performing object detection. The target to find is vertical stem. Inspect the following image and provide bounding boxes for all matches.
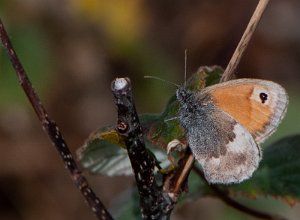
[221,0,270,82]
[112,78,174,219]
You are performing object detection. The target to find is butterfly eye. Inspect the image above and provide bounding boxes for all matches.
[259,92,268,104]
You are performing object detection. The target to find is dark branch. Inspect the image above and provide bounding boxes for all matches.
[193,167,286,220]
[112,77,174,219]
[0,19,113,220]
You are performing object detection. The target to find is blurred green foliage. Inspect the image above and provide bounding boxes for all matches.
[0,24,52,105]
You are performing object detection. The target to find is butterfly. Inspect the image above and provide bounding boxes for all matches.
[176,78,288,184]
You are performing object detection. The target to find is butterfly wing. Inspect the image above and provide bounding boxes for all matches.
[178,91,261,184]
[204,79,288,143]
[200,120,261,184]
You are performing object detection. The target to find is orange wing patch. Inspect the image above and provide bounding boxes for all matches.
[209,84,273,136]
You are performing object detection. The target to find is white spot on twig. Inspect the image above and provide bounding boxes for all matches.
[114,78,127,90]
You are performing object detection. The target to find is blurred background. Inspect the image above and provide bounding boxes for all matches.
[0,0,300,219]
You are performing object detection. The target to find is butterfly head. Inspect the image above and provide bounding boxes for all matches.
[176,86,192,104]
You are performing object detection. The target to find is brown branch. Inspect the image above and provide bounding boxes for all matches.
[193,167,286,220]
[220,0,270,82]
[112,77,175,219]
[0,19,113,220]
[163,151,194,200]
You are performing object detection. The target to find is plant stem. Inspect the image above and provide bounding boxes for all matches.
[221,0,270,82]
[112,77,174,219]
[0,19,113,220]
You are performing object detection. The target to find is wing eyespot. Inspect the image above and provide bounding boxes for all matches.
[259,92,268,104]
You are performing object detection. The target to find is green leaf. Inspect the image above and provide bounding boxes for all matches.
[78,136,132,176]
[229,135,300,205]
[77,126,169,176]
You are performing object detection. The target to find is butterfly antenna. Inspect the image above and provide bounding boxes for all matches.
[164,116,178,123]
[144,75,180,88]
[184,49,187,88]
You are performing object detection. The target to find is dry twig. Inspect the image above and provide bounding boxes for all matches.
[221,0,270,82]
